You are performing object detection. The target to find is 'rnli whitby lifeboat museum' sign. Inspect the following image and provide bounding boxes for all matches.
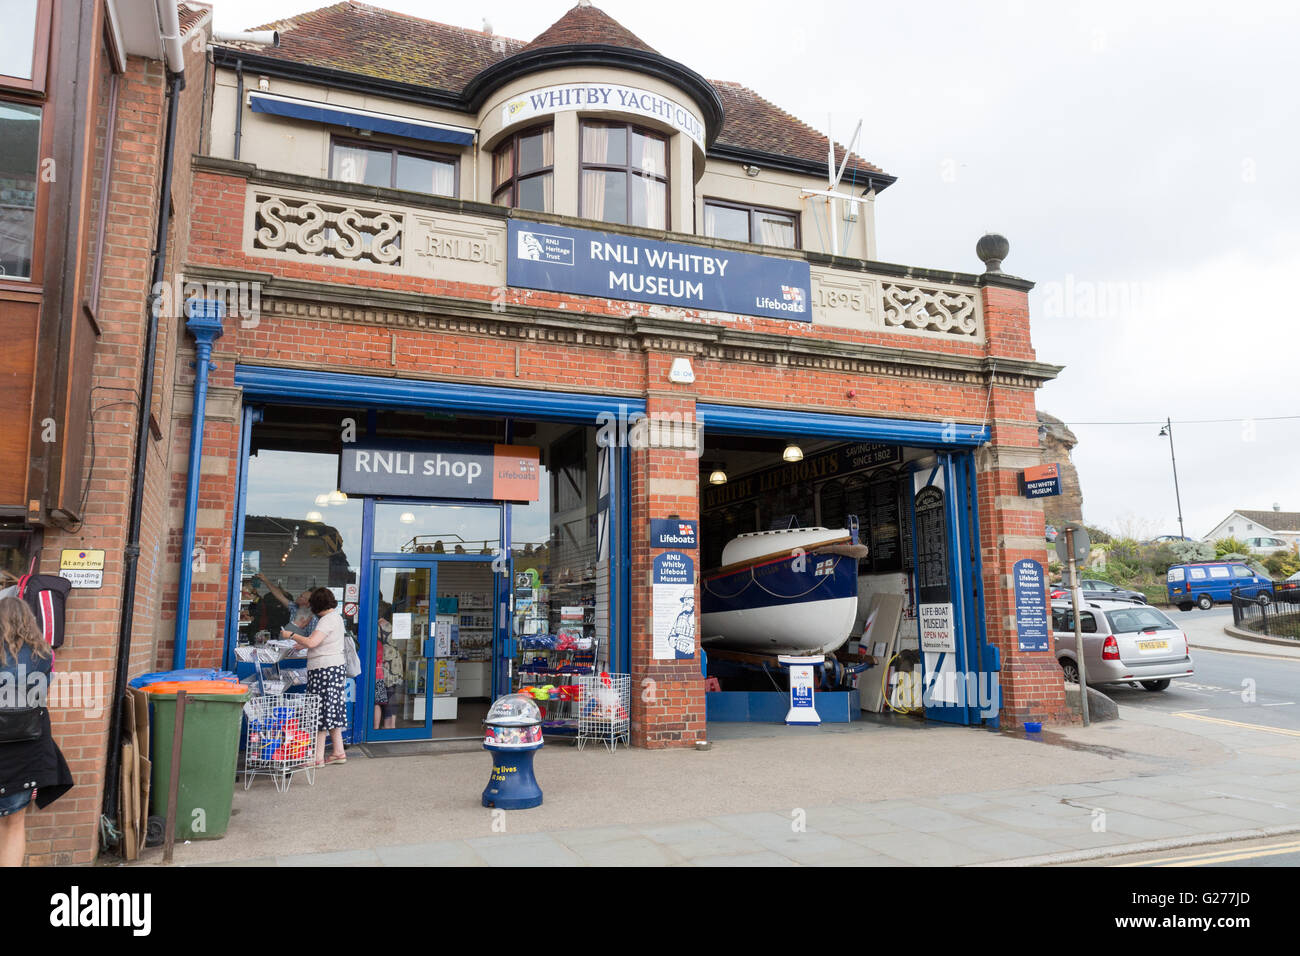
[340,441,541,502]
[507,220,812,321]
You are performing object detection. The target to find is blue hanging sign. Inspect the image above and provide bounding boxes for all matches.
[508,220,812,322]
[650,519,698,549]
[1014,558,1049,652]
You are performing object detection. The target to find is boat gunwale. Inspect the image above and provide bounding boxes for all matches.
[703,533,855,582]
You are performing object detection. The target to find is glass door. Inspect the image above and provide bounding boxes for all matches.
[367,560,438,741]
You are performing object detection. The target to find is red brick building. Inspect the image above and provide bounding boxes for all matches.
[10,1,1069,864]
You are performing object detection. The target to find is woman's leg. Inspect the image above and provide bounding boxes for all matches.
[0,807,28,867]
[330,726,345,755]
[315,730,327,764]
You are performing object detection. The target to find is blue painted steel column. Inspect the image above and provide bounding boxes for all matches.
[173,300,225,667]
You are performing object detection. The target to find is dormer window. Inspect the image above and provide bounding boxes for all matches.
[492,125,554,212]
[580,121,668,229]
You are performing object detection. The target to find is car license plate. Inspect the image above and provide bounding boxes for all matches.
[1138,639,1168,651]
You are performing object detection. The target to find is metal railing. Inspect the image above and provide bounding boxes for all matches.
[1232,587,1300,639]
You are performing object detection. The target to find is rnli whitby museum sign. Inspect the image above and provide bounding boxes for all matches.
[508,221,812,322]
[502,83,705,149]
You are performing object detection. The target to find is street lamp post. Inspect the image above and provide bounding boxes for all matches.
[1158,418,1186,540]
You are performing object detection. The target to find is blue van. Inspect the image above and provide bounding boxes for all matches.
[1166,561,1274,611]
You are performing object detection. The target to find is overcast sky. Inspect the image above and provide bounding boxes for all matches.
[209,0,1300,539]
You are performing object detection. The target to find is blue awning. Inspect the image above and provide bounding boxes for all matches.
[247,92,476,147]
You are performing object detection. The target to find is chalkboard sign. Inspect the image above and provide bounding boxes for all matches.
[868,478,902,572]
[914,485,949,604]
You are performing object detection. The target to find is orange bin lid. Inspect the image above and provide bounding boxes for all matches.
[142,680,248,695]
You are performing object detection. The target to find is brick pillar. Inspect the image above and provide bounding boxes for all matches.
[977,277,1071,726]
[628,360,705,748]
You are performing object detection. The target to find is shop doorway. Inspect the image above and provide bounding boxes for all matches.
[365,501,503,742]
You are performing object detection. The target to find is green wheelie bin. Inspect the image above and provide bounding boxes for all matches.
[145,682,250,841]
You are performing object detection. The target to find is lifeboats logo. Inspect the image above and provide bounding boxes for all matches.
[505,98,527,118]
[753,283,808,314]
[50,886,151,936]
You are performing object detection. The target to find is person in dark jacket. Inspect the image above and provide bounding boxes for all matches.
[0,596,73,866]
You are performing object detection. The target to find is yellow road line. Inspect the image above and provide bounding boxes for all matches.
[1115,840,1300,867]
[1171,712,1300,737]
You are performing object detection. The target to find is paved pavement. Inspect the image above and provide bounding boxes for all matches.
[125,683,1300,867]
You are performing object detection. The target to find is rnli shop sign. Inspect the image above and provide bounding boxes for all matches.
[502,83,705,149]
[508,220,812,322]
[339,441,540,502]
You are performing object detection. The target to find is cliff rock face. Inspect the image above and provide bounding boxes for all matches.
[1038,411,1084,527]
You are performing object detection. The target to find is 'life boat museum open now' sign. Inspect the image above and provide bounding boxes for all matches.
[340,441,540,502]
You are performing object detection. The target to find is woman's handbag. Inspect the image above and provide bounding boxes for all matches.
[0,706,44,744]
[343,633,362,679]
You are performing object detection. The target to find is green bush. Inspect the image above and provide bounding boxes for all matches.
[1168,540,1214,563]
[1214,537,1252,558]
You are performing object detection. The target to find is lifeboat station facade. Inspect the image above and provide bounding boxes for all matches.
[140,0,1073,753]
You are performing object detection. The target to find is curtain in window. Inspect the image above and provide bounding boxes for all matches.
[757,213,796,248]
[539,126,555,168]
[492,141,513,190]
[432,161,455,197]
[334,145,369,184]
[704,204,719,238]
[582,124,610,164]
[639,177,666,230]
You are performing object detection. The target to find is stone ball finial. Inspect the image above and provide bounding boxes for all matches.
[976,233,1009,274]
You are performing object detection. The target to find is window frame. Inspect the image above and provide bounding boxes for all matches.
[0,0,52,93]
[329,135,460,198]
[703,197,802,250]
[579,120,670,230]
[491,123,554,213]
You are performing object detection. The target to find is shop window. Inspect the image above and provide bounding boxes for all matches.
[0,101,42,280]
[580,122,668,229]
[492,125,554,212]
[0,0,50,90]
[330,137,457,197]
[372,502,501,555]
[704,199,799,249]
[238,446,363,644]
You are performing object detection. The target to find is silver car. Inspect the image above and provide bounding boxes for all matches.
[1051,599,1195,692]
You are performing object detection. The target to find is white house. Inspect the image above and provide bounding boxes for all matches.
[1202,508,1300,551]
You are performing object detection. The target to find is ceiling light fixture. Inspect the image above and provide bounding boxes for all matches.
[399,511,416,524]
[782,442,804,463]
[708,466,728,485]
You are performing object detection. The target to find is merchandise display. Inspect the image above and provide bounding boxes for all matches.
[512,565,602,735]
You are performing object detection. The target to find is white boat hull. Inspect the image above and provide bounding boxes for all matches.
[700,595,860,656]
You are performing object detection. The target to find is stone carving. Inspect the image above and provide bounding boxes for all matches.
[881,283,977,336]
[252,193,404,267]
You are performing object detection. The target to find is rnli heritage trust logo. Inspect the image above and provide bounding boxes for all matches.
[516,229,573,265]
[507,221,811,322]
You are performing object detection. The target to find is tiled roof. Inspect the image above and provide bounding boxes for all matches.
[711,80,885,180]
[1234,510,1300,533]
[523,4,658,54]
[249,1,525,92]
[178,2,210,35]
[234,2,886,179]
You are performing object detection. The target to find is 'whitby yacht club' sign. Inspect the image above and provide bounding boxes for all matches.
[502,83,706,148]
[507,220,812,322]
